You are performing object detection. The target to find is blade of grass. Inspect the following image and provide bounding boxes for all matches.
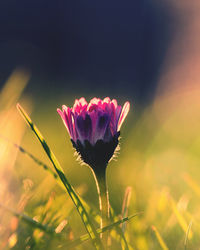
[17,103,103,250]
[0,203,55,234]
[0,134,58,179]
[64,213,140,248]
[109,207,130,250]
[121,186,132,233]
[184,220,193,250]
[152,225,169,250]
[170,198,192,238]
[0,69,30,110]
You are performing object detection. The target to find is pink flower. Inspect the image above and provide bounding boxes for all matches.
[57,97,130,169]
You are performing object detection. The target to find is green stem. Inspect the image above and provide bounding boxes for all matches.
[92,166,109,248]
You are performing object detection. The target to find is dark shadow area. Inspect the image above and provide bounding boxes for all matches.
[0,0,174,105]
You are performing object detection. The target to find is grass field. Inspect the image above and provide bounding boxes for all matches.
[0,70,200,249]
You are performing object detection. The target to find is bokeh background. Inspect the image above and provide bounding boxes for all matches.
[0,0,174,104]
[1,0,200,249]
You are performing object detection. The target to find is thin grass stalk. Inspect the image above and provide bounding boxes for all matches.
[0,203,55,234]
[64,213,140,248]
[121,186,132,233]
[152,225,168,250]
[184,220,193,250]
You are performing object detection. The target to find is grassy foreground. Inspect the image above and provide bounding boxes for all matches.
[0,70,200,249]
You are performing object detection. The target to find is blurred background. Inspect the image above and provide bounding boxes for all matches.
[0,0,174,104]
[1,0,200,249]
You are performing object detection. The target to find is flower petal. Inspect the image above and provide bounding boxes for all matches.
[117,101,130,131]
[57,108,71,136]
[75,114,92,143]
[79,97,88,106]
[103,97,111,103]
[94,113,110,143]
[61,106,76,140]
